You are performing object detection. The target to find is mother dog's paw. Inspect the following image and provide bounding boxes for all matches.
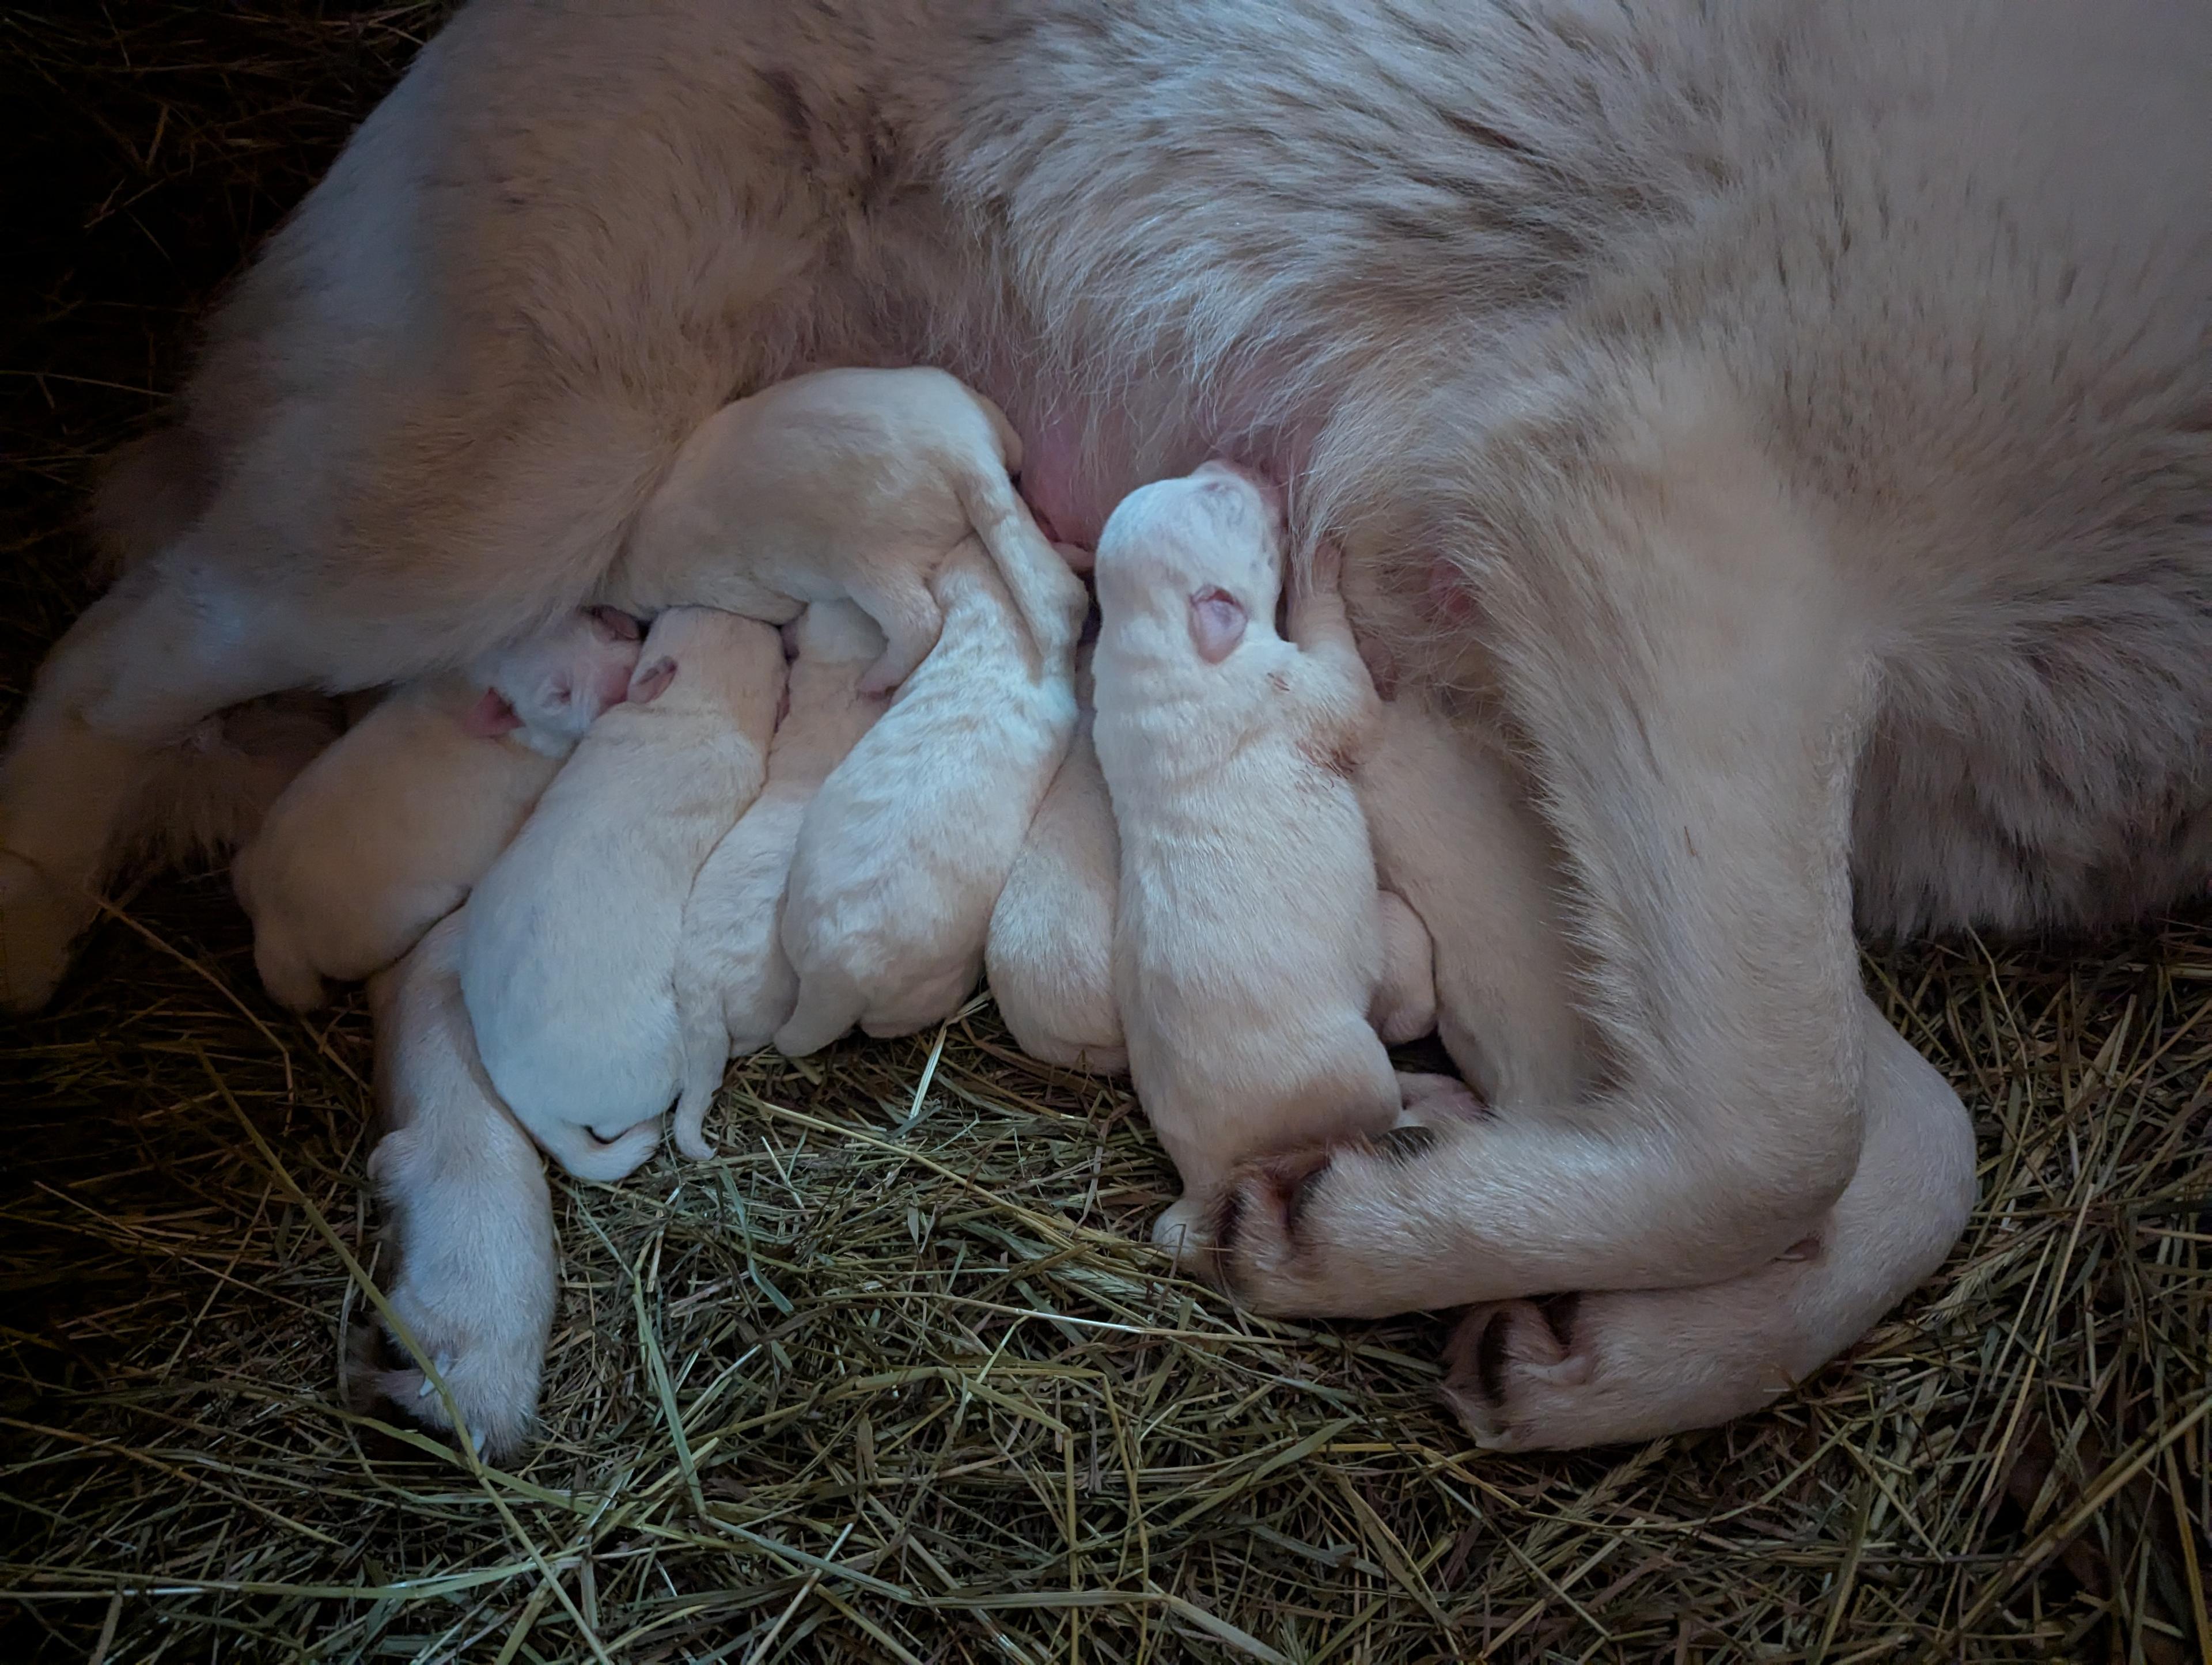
[1440,1297,1597,1451]
[1209,1125,1439,1314]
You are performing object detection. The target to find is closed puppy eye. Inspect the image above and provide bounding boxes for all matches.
[1188,587,1248,663]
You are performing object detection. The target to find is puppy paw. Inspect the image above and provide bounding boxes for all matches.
[1441,1283,1806,1452]
[349,1280,549,1461]
[1209,1139,1385,1314]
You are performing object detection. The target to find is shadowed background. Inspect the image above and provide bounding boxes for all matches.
[2,5,2206,1659]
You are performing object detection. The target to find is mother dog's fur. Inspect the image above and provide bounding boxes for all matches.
[3,0,2206,1448]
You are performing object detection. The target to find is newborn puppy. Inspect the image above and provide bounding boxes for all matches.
[984,636,1128,1074]
[1092,464,1426,1233]
[621,367,1079,694]
[775,528,1090,1055]
[1359,693,1588,1109]
[463,607,783,1181]
[232,609,641,1010]
[669,600,889,1158]
[355,909,558,1460]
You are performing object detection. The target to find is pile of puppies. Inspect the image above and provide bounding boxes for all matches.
[235,365,1579,1336]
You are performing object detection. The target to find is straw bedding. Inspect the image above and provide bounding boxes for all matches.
[2,5,2206,1659]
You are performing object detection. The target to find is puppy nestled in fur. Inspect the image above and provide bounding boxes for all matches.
[620,367,1071,695]
[1091,464,1435,1246]
[670,601,889,1158]
[355,910,558,1460]
[984,639,1128,1075]
[775,526,1089,1055]
[233,609,641,1010]
[463,607,783,1181]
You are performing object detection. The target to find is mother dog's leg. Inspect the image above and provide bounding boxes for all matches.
[1442,994,1979,1450]
[1215,359,1879,1314]
[0,1,871,1010]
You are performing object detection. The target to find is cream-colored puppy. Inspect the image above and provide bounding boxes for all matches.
[1092,464,1433,1237]
[1357,693,1588,1109]
[983,639,1128,1075]
[355,910,557,1460]
[233,609,641,1010]
[463,607,783,1181]
[775,528,1090,1055]
[670,601,888,1158]
[620,367,1078,695]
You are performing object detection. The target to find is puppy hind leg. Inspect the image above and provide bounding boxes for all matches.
[671,987,733,1160]
[1370,890,1437,1045]
[846,568,944,696]
[1444,995,1979,1450]
[772,964,867,1058]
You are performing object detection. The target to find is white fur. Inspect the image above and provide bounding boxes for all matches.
[776,526,1088,1054]
[670,601,888,1158]
[356,911,559,1461]
[1092,465,1412,1217]
[463,607,783,1180]
[1356,695,1586,1108]
[232,610,641,1009]
[983,687,1127,1075]
[620,367,1073,693]
[6,0,2206,1452]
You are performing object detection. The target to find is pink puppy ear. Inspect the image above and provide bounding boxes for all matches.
[1188,587,1248,663]
[588,605,642,642]
[461,688,524,737]
[628,656,679,705]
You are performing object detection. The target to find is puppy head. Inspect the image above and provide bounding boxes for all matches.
[1094,462,1285,665]
[477,607,643,745]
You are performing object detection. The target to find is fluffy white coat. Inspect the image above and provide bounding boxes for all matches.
[776,529,1089,1055]
[669,600,888,1157]
[463,607,783,1179]
[233,609,641,1009]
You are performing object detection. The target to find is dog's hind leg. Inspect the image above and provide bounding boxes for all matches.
[1210,359,1881,1318]
[1440,995,1979,1450]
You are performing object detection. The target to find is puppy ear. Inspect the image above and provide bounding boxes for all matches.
[461,688,524,737]
[588,605,642,642]
[1188,587,1248,663]
[628,656,679,705]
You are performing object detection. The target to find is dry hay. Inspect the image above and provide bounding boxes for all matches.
[2,5,2207,1660]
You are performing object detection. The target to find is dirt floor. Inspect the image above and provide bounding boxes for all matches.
[2,5,2207,1660]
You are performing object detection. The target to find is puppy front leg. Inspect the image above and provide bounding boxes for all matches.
[1281,540,1384,749]
[1212,388,1877,1315]
[1442,995,1979,1450]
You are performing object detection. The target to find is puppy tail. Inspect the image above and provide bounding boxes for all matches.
[772,966,864,1059]
[536,1117,661,1185]
[959,469,1088,667]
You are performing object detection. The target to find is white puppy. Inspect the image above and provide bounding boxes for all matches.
[1092,464,1433,1239]
[669,600,889,1158]
[983,639,1129,1074]
[620,367,1079,694]
[355,910,558,1460]
[1358,693,1588,1109]
[463,607,784,1181]
[775,527,1090,1054]
[232,609,641,1010]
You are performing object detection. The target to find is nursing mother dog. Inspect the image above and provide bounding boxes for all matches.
[3,0,2207,1452]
